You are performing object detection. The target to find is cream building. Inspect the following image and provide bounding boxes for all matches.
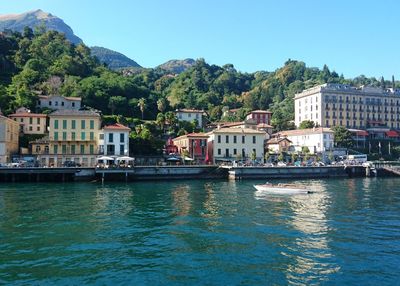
[295,83,400,129]
[175,109,205,127]
[37,95,81,110]
[274,128,334,154]
[34,110,101,167]
[9,107,47,135]
[207,128,266,163]
[0,115,20,163]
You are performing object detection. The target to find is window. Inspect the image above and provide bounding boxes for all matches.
[90,132,94,140]
[80,145,85,154]
[90,120,94,129]
[72,132,76,140]
[188,113,192,118]
[109,133,114,143]
[61,102,64,106]
[225,148,229,157]
[99,134,104,140]
[89,145,94,154]
[71,145,76,155]
[242,136,245,143]
[72,102,75,107]
[54,119,59,129]
[55,101,58,106]
[81,120,85,129]
[233,135,237,144]
[217,135,221,143]
[37,118,40,124]
[62,145,67,154]
[120,133,125,143]
[120,144,125,155]
[29,117,33,124]
[217,148,221,155]
[29,126,33,131]
[71,120,76,129]
[63,120,67,129]
[35,145,41,153]
[54,145,58,154]
[45,146,49,154]
[226,135,229,143]
[252,136,256,144]
[62,132,67,140]
[233,148,237,155]
[37,126,40,131]
[49,101,52,106]
[54,132,58,140]
[81,132,86,140]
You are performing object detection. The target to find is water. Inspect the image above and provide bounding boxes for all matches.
[0,178,399,285]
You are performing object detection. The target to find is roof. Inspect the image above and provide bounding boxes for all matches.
[103,123,131,131]
[38,95,81,101]
[386,130,399,137]
[50,110,100,117]
[248,110,272,114]
[211,127,266,135]
[277,127,334,136]
[175,108,205,113]
[173,132,209,141]
[257,123,273,128]
[9,112,47,118]
[30,136,49,144]
[266,137,292,144]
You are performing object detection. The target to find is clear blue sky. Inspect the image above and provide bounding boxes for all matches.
[1,0,398,79]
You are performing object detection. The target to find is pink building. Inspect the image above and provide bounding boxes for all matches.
[173,133,209,162]
[245,110,272,125]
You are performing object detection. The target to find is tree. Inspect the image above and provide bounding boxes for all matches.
[138,98,146,119]
[250,150,257,162]
[157,98,166,113]
[278,152,285,162]
[299,120,315,129]
[156,112,166,131]
[264,152,271,163]
[332,126,354,148]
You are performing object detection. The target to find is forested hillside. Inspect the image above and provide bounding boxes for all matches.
[1,29,397,132]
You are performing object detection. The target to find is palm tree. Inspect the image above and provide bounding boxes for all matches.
[156,112,166,132]
[138,98,146,119]
[157,98,166,113]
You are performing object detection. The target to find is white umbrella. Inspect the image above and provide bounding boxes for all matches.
[116,156,134,161]
[183,157,194,161]
[97,156,114,161]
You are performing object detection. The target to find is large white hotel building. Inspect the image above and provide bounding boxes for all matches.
[295,83,400,129]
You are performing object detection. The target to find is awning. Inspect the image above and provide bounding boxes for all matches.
[386,131,399,137]
[116,156,134,161]
[355,130,369,136]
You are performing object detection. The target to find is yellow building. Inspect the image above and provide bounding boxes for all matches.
[295,84,400,129]
[0,115,20,163]
[9,107,47,135]
[34,110,101,167]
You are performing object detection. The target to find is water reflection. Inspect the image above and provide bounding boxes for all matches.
[172,184,191,219]
[285,181,339,284]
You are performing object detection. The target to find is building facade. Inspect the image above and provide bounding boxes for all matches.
[0,115,20,163]
[295,83,400,130]
[172,133,209,162]
[207,128,266,163]
[99,123,131,156]
[266,137,292,153]
[34,110,101,167]
[37,95,81,110]
[175,109,205,127]
[274,128,334,154]
[245,110,272,125]
[9,108,47,135]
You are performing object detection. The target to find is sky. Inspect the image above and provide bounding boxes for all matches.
[0,0,399,79]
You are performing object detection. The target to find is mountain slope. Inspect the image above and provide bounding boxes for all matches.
[90,46,141,69]
[157,58,195,74]
[0,9,82,44]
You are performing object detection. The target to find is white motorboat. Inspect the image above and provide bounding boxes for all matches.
[254,183,311,194]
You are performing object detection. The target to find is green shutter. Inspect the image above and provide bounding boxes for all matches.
[54,120,58,129]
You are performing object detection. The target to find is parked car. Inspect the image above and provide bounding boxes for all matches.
[62,161,81,167]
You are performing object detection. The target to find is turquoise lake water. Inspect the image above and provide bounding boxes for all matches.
[0,178,399,285]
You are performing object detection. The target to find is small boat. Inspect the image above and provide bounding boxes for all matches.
[254,183,311,194]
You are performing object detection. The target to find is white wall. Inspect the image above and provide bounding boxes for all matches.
[102,130,130,156]
[176,112,203,127]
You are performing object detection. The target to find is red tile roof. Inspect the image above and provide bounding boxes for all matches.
[9,113,47,118]
[103,123,131,131]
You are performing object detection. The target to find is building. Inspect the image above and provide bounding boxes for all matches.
[207,128,266,163]
[99,123,131,156]
[217,119,273,138]
[274,128,334,154]
[164,138,178,155]
[37,95,81,110]
[266,137,292,153]
[295,83,400,130]
[245,110,272,125]
[175,109,205,128]
[9,107,47,135]
[172,133,209,162]
[34,110,101,167]
[0,115,20,163]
